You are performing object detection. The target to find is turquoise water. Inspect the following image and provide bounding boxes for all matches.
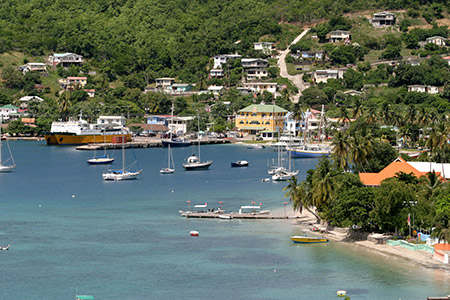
[1,141,449,299]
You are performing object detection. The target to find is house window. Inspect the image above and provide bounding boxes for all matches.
[239,121,244,124]
[266,121,270,124]
[252,113,257,117]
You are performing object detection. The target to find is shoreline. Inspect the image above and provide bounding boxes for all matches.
[278,206,450,273]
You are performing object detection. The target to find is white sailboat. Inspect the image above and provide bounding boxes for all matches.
[160,144,175,174]
[268,144,286,175]
[87,128,115,165]
[272,148,298,181]
[0,118,15,173]
[183,112,213,170]
[102,132,142,181]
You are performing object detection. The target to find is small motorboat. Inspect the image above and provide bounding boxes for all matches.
[231,160,249,167]
[246,144,265,149]
[190,230,199,237]
[290,235,329,244]
[337,290,347,297]
[219,215,232,220]
[0,244,10,250]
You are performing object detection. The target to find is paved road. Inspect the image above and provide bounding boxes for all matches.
[277,28,310,103]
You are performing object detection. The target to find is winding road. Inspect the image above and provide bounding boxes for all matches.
[277,28,310,103]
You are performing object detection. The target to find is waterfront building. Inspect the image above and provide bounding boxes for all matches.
[0,104,20,120]
[235,104,287,136]
[97,116,126,127]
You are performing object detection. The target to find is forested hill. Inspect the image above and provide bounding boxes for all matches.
[0,0,445,81]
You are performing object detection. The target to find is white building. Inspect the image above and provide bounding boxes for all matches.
[313,69,346,83]
[209,69,224,78]
[425,36,446,47]
[97,116,126,127]
[245,68,268,80]
[0,105,20,120]
[155,78,175,88]
[241,58,269,69]
[371,12,396,27]
[207,85,225,96]
[253,42,275,54]
[243,82,277,94]
[19,96,44,108]
[167,116,194,135]
[213,54,242,69]
[329,30,351,43]
[48,53,83,68]
[407,85,439,94]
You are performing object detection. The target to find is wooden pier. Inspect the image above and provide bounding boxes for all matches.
[76,138,231,150]
[180,212,298,220]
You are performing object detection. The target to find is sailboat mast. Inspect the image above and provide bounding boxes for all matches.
[170,102,174,140]
[122,131,125,172]
[0,117,2,165]
[197,112,201,160]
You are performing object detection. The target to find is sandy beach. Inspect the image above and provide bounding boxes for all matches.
[278,206,450,273]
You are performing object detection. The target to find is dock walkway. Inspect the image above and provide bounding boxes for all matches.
[180,212,298,220]
[76,138,231,150]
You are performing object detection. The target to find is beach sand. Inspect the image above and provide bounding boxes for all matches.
[277,206,450,273]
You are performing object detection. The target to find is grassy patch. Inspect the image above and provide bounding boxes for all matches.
[286,63,304,75]
[364,50,383,62]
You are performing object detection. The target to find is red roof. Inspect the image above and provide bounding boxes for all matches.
[359,157,438,186]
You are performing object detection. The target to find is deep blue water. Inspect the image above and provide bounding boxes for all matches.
[0,141,449,300]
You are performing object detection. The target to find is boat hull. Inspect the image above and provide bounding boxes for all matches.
[87,157,115,165]
[0,165,15,173]
[231,161,249,167]
[160,168,175,174]
[290,236,329,243]
[162,140,191,147]
[287,149,330,158]
[46,133,132,145]
[183,161,213,170]
[102,170,142,181]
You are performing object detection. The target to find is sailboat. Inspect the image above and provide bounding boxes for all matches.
[182,113,213,170]
[87,128,115,165]
[160,144,175,174]
[268,144,285,175]
[102,132,142,181]
[0,118,15,173]
[272,146,298,181]
[287,105,331,158]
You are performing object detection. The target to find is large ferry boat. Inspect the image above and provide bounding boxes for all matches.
[44,113,131,145]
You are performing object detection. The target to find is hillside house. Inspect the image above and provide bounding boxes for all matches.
[97,116,126,127]
[241,58,269,69]
[235,104,287,136]
[443,56,450,65]
[209,69,224,78]
[329,30,351,43]
[21,63,47,74]
[213,54,242,69]
[313,69,346,83]
[0,104,20,120]
[407,85,439,94]
[48,53,83,68]
[243,82,277,94]
[300,50,325,60]
[18,96,44,108]
[155,78,175,88]
[245,68,268,80]
[59,77,87,89]
[84,89,95,97]
[253,42,275,54]
[425,36,447,47]
[207,85,225,96]
[165,83,193,93]
[371,12,396,27]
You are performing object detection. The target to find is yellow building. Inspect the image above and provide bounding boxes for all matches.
[235,104,287,136]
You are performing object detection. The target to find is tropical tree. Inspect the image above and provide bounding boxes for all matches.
[331,130,350,170]
[57,92,71,120]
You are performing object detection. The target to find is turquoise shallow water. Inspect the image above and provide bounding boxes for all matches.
[0,141,449,299]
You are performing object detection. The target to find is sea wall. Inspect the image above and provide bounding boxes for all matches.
[433,249,449,264]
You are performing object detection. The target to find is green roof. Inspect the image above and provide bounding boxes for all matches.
[76,296,95,300]
[238,104,287,113]
[0,104,19,109]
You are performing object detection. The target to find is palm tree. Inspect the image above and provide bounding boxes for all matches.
[420,170,444,201]
[57,92,71,121]
[331,131,350,170]
[311,157,335,209]
[431,223,450,244]
[380,102,392,125]
[366,106,378,125]
[352,98,363,119]
[283,176,302,213]
[283,173,321,221]
[405,104,417,125]
[338,106,350,129]
[349,132,373,172]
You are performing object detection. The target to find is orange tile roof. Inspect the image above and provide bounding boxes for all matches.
[359,157,432,186]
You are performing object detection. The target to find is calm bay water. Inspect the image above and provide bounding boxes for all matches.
[0,141,449,299]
